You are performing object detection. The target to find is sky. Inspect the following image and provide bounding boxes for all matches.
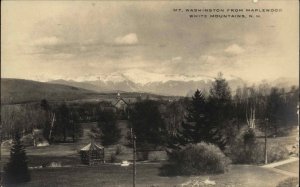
[1,1,299,83]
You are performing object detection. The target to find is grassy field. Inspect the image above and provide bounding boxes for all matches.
[2,163,291,187]
[275,160,299,174]
[1,125,298,186]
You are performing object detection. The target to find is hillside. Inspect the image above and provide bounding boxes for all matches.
[1,78,177,104]
[1,78,99,104]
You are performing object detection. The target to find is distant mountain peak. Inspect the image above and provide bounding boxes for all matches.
[50,69,216,85]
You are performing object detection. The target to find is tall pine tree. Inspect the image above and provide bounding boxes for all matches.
[3,132,30,184]
[177,89,209,145]
[129,100,168,149]
[98,110,121,146]
[207,73,232,150]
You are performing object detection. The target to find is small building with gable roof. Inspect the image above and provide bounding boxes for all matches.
[79,141,105,165]
[112,93,128,111]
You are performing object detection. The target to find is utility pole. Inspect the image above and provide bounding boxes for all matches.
[130,128,136,187]
[264,118,268,164]
[297,103,299,127]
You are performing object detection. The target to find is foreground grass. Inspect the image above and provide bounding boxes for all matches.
[276,177,299,187]
[275,160,299,174]
[1,163,290,187]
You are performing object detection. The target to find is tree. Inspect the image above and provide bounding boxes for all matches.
[207,73,233,150]
[97,110,121,146]
[177,89,209,145]
[40,99,53,142]
[41,99,51,112]
[69,109,83,142]
[53,103,70,142]
[265,87,285,135]
[164,100,186,136]
[129,100,168,149]
[3,132,30,184]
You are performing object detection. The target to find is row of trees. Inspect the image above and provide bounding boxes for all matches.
[125,73,298,151]
[40,100,83,143]
[1,73,298,149]
[1,100,115,141]
[124,73,235,150]
[1,100,84,144]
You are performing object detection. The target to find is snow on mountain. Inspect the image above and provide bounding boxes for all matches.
[49,69,213,85]
[45,70,297,96]
[121,69,214,85]
[70,73,126,83]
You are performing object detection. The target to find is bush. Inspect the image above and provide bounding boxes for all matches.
[161,142,231,175]
[226,127,289,164]
[276,177,299,187]
[267,143,289,163]
[225,127,259,164]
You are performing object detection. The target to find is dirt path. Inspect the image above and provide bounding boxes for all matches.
[262,157,299,168]
[261,157,299,177]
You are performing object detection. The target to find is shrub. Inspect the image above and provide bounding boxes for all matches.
[161,142,231,175]
[226,127,289,164]
[276,177,299,187]
[267,143,289,163]
[225,127,259,164]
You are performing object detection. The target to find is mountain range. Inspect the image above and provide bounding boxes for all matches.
[47,70,298,96]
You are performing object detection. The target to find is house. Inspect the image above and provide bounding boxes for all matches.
[112,93,132,111]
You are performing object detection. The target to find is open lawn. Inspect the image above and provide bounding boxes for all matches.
[1,125,298,186]
[275,160,299,174]
[2,163,291,187]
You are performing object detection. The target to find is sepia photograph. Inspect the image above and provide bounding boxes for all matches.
[1,0,299,186]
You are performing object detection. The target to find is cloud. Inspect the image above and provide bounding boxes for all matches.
[171,56,182,61]
[114,33,138,45]
[32,36,62,46]
[224,44,245,55]
[199,55,217,64]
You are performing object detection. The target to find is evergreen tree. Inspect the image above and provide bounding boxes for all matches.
[129,100,168,149]
[40,99,52,142]
[53,103,70,142]
[177,89,209,145]
[69,109,83,142]
[98,110,121,146]
[3,132,30,184]
[264,87,285,135]
[207,73,232,150]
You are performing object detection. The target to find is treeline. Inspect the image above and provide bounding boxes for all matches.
[1,73,298,149]
[127,73,299,150]
[1,101,112,142]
